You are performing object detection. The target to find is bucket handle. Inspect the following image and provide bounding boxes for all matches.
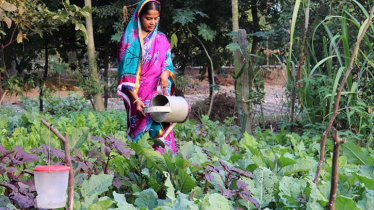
[157,85,170,96]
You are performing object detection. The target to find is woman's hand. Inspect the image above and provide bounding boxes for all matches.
[134,99,145,116]
[159,70,170,89]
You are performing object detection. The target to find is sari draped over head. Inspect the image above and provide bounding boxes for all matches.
[117,0,176,154]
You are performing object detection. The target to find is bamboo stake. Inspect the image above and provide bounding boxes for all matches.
[41,117,74,210]
[314,7,374,186]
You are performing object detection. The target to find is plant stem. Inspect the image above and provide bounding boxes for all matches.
[314,7,374,186]
[187,26,215,117]
[41,118,74,210]
[328,127,345,210]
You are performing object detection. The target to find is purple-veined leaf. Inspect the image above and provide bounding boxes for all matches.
[78,162,88,171]
[10,192,34,208]
[85,160,93,169]
[74,148,83,159]
[239,191,261,210]
[0,164,6,174]
[2,183,18,192]
[13,146,38,163]
[88,149,99,159]
[0,144,8,154]
[297,193,307,203]
[223,189,236,198]
[6,167,17,173]
[205,173,214,183]
[231,167,254,178]
[219,159,230,171]
[23,179,35,192]
[91,136,105,143]
[192,163,203,168]
[228,174,237,182]
[237,180,249,190]
[18,182,29,194]
[113,177,122,189]
[217,184,224,194]
[206,165,215,172]
[51,148,65,160]
[101,145,111,156]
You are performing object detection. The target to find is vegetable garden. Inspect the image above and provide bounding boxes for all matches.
[1,0,374,210]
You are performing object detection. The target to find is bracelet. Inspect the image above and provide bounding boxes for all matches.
[133,97,142,104]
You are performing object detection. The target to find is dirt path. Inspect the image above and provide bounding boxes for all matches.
[1,68,289,118]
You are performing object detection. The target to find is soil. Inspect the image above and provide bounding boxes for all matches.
[1,67,288,128]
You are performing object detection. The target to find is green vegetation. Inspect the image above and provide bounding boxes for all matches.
[1,0,374,209]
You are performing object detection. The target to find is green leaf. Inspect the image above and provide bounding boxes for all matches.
[4,15,11,28]
[111,32,122,43]
[81,173,114,197]
[197,24,215,41]
[1,2,17,12]
[113,191,137,209]
[216,132,231,157]
[16,31,23,43]
[358,190,374,210]
[67,127,90,150]
[336,196,358,210]
[180,141,195,159]
[306,181,328,210]
[279,176,307,206]
[226,43,242,53]
[130,143,166,172]
[164,172,176,203]
[190,145,209,165]
[282,158,317,176]
[342,141,369,166]
[173,9,196,25]
[170,192,198,210]
[276,153,296,169]
[177,168,197,193]
[171,33,178,49]
[134,189,158,209]
[88,200,112,210]
[52,62,67,74]
[251,167,278,207]
[353,173,374,190]
[241,133,260,155]
[201,193,233,210]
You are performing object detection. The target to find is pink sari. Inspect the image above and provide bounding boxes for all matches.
[117,0,176,154]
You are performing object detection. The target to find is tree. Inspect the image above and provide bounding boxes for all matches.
[0,0,90,110]
[84,0,105,111]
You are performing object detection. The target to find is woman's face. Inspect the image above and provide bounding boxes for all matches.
[140,9,160,33]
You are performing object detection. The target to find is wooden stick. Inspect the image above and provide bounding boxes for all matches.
[41,117,74,210]
[328,128,345,210]
[0,90,7,106]
[314,7,374,186]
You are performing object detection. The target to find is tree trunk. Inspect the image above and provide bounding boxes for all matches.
[207,66,213,97]
[104,43,109,109]
[239,29,252,133]
[250,0,260,62]
[328,128,344,210]
[85,0,105,112]
[40,40,48,112]
[232,0,246,130]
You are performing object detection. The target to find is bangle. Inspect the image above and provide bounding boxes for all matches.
[133,97,142,104]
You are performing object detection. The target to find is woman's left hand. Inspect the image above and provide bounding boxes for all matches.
[159,70,170,89]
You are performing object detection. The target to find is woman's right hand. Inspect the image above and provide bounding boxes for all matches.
[134,100,145,116]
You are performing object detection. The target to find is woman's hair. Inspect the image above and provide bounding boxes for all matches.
[139,1,161,17]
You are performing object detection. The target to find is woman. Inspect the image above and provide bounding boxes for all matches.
[117,0,176,154]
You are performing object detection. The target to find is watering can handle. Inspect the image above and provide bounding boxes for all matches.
[157,85,170,96]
